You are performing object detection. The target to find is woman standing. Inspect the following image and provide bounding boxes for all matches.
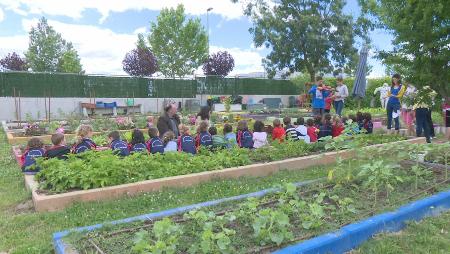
[386,74,406,134]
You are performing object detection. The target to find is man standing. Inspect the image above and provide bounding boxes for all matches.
[309,76,325,116]
[157,102,180,138]
[333,76,348,116]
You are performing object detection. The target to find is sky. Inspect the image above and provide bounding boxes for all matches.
[0,0,394,77]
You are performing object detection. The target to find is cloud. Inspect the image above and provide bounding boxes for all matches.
[0,7,4,23]
[0,35,29,57]
[0,0,245,23]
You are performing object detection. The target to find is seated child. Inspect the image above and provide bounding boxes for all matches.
[45,133,70,160]
[223,123,237,148]
[331,116,345,138]
[284,117,298,141]
[163,131,178,152]
[356,112,364,130]
[108,131,130,156]
[295,117,310,143]
[209,127,227,149]
[195,120,213,148]
[21,137,45,173]
[318,114,333,139]
[73,124,97,154]
[347,114,360,134]
[178,124,196,154]
[236,120,254,148]
[314,115,322,128]
[363,113,374,134]
[130,129,148,153]
[253,120,268,148]
[147,127,164,154]
[306,118,318,142]
[271,119,286,142]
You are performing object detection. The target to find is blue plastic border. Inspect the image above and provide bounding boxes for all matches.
[274,189,450,254]
[53,178,320,254]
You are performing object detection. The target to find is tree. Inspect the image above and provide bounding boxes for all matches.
[360,0,449,95]
[0,52,27,71]
[236,0,362,81]
[203,51,235,76]
[25,17,83,73]
[122,47,158,77]
[147,4,208,78]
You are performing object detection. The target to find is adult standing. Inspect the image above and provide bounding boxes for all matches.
[333,76,349,116]
[309,76,325,116]
[385,74,406,134]
[157,102,180,138]
[412,86,437,143]
[443,97,450,141]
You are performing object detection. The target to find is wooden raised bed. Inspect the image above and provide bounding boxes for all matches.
[22,137,426,212]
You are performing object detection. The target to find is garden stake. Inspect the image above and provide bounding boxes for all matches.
[87,238,105,254]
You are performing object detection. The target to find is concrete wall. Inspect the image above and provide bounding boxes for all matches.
[0,95,297,121]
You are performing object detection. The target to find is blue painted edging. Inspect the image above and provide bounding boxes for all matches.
[53,178,320,254]
[273,189,450,254]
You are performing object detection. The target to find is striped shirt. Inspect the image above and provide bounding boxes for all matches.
[285,125,299,141]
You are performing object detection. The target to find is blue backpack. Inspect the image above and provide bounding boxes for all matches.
[196,132,213,147]
[147,137,164,154]
[110,139,130,156]
[237,130,254,148]
[73,138,96,154]
[178,135,196,155]
[22,148,45,172]
[131,143,147,153]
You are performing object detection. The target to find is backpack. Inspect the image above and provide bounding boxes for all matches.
[22,148,45,172]
[237,130,254,148]
[196,132,213,147]
[147,137,164,154]
[131,143,147,153]
[178,135,196,155]
[111,139,130,156]
[73,138,96,154]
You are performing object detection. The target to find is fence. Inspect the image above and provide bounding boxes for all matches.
[0,72,299,98]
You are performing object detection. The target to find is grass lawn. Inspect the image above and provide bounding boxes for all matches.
[0,130,327,254]
[353,211,450,254]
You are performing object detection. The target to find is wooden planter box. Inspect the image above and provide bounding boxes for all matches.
[21,137,426,212]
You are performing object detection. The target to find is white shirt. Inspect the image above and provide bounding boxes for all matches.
[253,132,268,148]
[374,85,390,99]
[295,125,310,143]
[334,84,348,101]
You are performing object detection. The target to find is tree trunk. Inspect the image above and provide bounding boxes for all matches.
[309,71,315,82]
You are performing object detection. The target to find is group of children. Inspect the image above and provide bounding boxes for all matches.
[21,112,374,172]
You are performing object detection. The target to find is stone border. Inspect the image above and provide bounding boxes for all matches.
[23,137,425,212]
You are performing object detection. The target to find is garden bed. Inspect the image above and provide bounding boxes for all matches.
[53,147,450,253]
[24,137,424,212]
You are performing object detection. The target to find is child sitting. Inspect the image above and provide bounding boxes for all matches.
[45,133,70,160]
[253,120,268,148]
[236,120,254,148]
[130,129,148,153]
[146,116,154,128]
[295,117,310,143]
[363,113,374,134]
[347,114,360,134]
[195,121,213,148]
[73,124,97,154]
[108,131,130,156]
[147,127,164,154]
[21,137,45,173]
[318,114,333,139]
[209,127,227,149]
[313,115,322,128]
[284,117,298,141]
[223,123,237,148]
[178,124,196,154]
[331,116,345,138]
[271,119,286,142]
[306,118,318,142]
[356,112,364,130]
[163,131,178,152]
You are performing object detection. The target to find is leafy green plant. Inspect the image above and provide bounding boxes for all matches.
[252,208,293,246]
[132,218,182,254]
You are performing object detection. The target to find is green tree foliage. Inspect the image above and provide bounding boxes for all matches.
[25,17,83,73]
[361,0,449,95]
[147,4,208,78]
[237,0,362,81]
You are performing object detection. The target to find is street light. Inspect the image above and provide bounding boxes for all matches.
[206,7,213,55]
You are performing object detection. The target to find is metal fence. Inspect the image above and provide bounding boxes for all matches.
[0,72,299,98]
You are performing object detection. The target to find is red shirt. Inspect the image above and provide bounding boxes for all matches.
[332,124,344,137]
[325,96,333,110]
[272,127,286,142]
[307,126,318,142]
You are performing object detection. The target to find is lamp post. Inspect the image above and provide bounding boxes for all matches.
[206,7,213,55]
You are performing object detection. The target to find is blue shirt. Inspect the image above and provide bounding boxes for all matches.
[388,85,403,105]
[309,85,325,109]
[224,132,237,148]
